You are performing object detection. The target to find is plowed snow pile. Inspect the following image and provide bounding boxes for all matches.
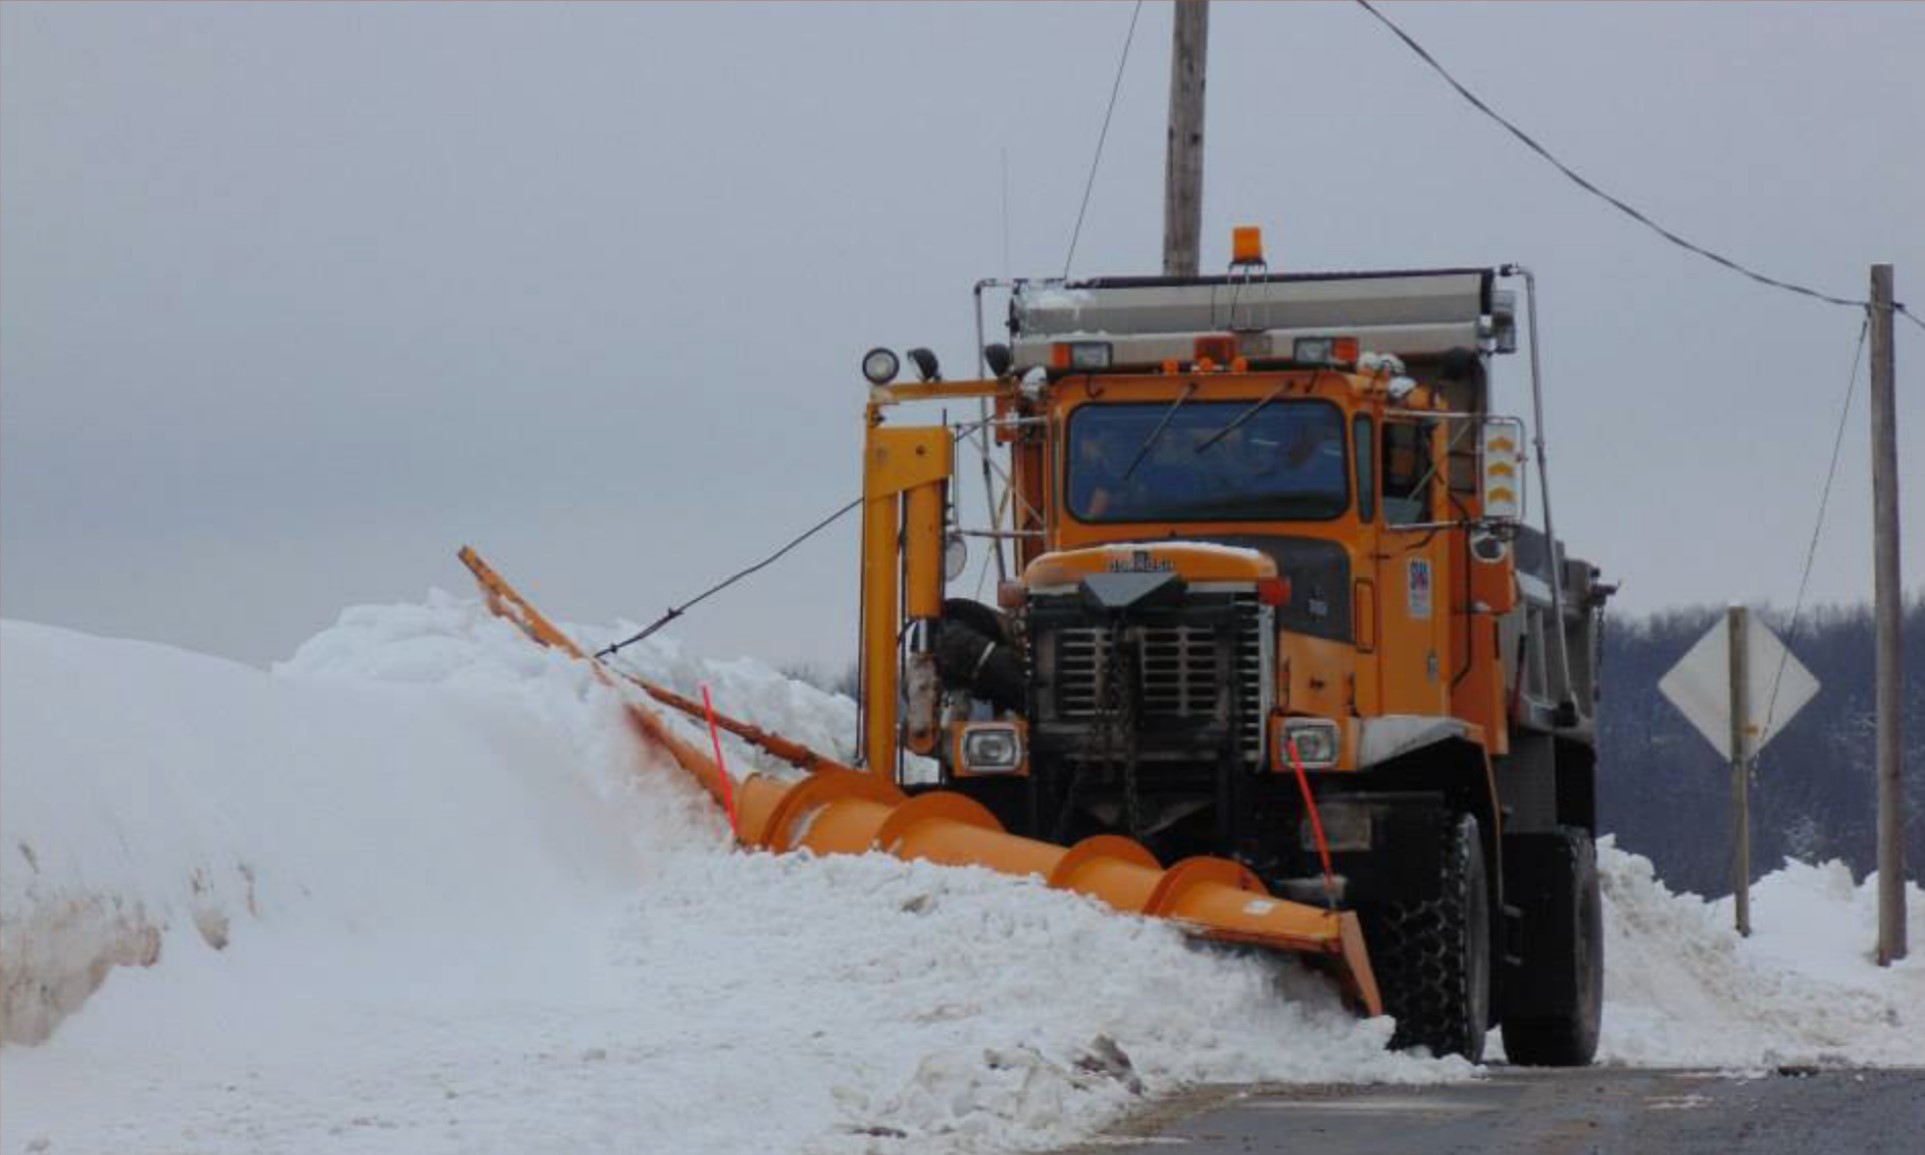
[4,598,1920,1155]
[1,598,1445,1155]
[1590,840,1922,1068]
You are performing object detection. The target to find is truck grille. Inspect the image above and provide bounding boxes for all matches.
[1050,599,1271,765]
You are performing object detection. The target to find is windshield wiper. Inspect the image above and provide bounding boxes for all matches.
[1194,369,1322,455]
[1121,382,1198,481]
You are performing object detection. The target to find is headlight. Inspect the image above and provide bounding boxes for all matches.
[862,347,901,385]
[1281,718,1340,769]
[959,724,1024,774]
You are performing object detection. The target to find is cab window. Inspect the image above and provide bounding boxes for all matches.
[1383,420,1433,525]
[1353,415,1376,523]
[1067,400,1349,522]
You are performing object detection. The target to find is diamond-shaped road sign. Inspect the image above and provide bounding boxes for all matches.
[1658,614,1821,763]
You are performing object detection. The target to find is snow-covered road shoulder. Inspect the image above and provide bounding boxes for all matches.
[1,600,1453,1155]
[0,613,663,1047]
[3,595,1919,1155]
[1594,839,1923,1069]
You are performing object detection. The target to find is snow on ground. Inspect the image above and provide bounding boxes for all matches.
[1588,840,1924,1069]
[1,598,1446,1155]
[3,595,1920,1155]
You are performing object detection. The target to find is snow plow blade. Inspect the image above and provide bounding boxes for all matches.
[459,546,1381,1016]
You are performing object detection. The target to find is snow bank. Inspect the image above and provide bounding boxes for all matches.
[277,592,859,784]
[0,613,666,1046]
[8,592,1920,1155]
[1,598,1451,1155]
[1586,839,1924,1069]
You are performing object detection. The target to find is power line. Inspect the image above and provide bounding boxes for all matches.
[1761,317,1871,741]
[596,416,1025,656]
[597,497,863,658]
[1352,0,1925,726]
[1352,0,1901,315]
[1064,0,1146,279]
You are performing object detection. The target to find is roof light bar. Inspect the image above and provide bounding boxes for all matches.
[1194,334,1237,366]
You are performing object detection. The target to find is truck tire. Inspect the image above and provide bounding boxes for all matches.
[1502,827,1602,1067]
[1363,812,1491,1062]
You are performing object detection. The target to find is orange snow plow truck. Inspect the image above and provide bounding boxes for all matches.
[466,235,1610,1064]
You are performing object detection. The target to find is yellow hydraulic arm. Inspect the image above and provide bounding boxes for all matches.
[458,547,1381,1016]
[858,421,952,774]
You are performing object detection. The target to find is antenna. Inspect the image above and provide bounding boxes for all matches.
[1000,146,1011,281]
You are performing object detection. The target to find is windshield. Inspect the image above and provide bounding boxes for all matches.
[1067,400,1349,522]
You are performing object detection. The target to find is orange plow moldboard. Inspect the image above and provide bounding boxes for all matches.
[457,546,1381,1016]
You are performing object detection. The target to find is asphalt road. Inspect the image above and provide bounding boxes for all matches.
[1071,1067,1925,1154]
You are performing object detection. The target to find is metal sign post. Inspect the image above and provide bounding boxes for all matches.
[1659,608,1821,936]
[1727,605,1752,937]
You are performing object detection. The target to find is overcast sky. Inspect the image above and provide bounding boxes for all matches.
[4,1,1922,673]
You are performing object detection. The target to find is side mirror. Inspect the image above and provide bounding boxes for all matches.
[1480,417,1526,525]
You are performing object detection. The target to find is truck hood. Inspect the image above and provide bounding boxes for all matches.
[1020,541,1276,588]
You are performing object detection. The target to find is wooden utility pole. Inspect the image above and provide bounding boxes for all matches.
[1162,1,1208,277]
[1870,263,1908,965]
[1728,604,1752,938]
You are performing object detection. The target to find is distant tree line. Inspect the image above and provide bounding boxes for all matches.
[1597,596,1925,897]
